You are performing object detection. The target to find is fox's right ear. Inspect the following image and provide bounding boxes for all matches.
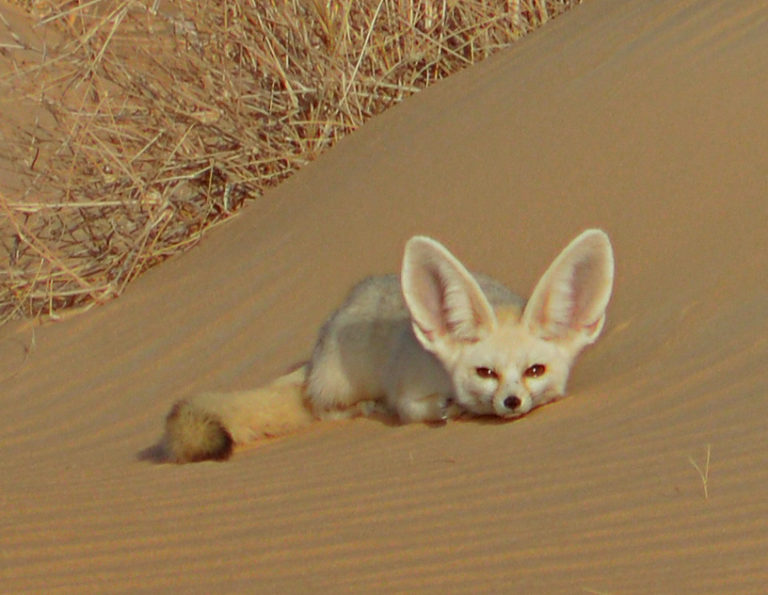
[401,236,496,359]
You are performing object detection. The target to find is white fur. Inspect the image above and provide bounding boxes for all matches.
[162,230,614,462]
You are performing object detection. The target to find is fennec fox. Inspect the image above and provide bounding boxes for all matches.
[163,229,614,463]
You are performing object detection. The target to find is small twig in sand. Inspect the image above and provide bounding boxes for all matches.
[688,444,712,500]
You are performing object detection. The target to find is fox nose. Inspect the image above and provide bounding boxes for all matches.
[503,395,521,410]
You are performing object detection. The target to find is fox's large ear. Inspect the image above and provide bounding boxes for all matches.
[523,229,614,352]
[402,236,496,358]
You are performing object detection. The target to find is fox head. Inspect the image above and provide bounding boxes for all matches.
[401,230,614,418]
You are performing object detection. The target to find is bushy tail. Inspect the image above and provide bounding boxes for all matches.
[163,366,313,463]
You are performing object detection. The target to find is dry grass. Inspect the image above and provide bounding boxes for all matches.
[0,0,580,324]
[689,444,712,500]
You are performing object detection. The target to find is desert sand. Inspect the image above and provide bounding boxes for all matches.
[1,0,767,592]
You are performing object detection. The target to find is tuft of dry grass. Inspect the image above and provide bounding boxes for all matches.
[689,444,712,500]
[0,0,580,324]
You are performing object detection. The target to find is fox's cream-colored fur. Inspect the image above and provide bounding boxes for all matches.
[163,367,311,463]
[163,230,614,463]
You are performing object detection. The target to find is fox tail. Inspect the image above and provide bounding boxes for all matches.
[162,365,312,463]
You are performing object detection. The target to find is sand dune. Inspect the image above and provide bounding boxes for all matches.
[2,0,767,592]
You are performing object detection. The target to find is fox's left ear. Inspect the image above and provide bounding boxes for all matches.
[523,229,614,352]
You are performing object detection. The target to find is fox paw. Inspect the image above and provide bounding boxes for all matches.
[440,397,463,421]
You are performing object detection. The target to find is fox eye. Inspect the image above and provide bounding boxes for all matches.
[475,367,498,380]
[524,364,546,378]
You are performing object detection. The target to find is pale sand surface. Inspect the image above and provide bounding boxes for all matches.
[2,0,767,592]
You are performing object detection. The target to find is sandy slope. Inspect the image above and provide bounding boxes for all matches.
[2,0,767,592]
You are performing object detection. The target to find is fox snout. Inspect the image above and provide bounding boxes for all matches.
[494,391,531,417]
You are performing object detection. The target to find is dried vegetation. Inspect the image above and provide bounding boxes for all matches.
[0,0,580,324]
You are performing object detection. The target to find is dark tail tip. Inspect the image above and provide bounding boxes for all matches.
[164,400,235,463]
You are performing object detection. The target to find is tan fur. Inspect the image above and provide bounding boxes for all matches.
[163,367,312,462]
